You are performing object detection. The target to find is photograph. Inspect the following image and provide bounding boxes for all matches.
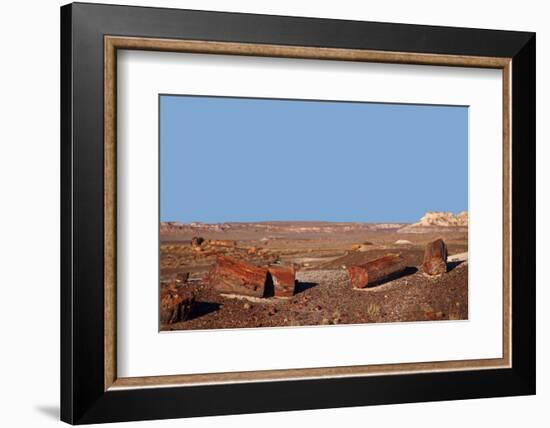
[159,95,469,331]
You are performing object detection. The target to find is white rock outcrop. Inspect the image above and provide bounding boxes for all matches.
[416,211,468,227]
[398,211,468,233]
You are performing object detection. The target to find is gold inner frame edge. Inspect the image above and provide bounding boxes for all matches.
[104,35,512,391]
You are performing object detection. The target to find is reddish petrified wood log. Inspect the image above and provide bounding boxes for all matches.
[422,238,448,275]
[160,286,196,324]
[209,256,268,297]
[268,265,296,297]
[347,253,407,288]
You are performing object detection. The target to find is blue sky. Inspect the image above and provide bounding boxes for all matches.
[160,95,467,223]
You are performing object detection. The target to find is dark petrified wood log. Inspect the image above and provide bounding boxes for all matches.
[347,253,407,288]
[421,238,448,275]
[160,286,196,324]
[191,236,204,247]
[208,256,268,297]
[268,265,296,297]
[176,271,189,283]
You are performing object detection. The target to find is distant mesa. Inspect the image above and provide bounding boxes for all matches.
[397,211,468,233]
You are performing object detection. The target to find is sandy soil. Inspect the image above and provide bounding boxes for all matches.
[160,222,468,331]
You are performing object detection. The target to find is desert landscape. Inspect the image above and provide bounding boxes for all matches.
[159,211,468,331]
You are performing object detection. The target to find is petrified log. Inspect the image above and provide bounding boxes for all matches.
[160,286,196,324]
[209,256,268,297]
[422,238,448,275]
[351,243,374,252]
[191,236,204,247]
[347,253,407,288]
[268,265,296,297]
[208,239,237,248]
[176,271,190,283]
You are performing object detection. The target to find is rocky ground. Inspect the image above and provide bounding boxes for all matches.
[160,217,468,331]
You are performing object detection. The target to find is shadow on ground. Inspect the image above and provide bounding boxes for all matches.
[294,281,318,294]
[191,301,220,319]
[35,405,59,420]
[447,260,465,272]
[367,266,418,288]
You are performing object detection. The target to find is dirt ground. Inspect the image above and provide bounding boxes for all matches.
[160,223,468,331]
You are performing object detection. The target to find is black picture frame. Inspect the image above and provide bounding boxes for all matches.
[61,2,535,424]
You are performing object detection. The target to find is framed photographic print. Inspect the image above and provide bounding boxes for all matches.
[60,2,536,424]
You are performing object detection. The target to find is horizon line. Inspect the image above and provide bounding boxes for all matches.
[161,219,412,224]
[160,211,468,225]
